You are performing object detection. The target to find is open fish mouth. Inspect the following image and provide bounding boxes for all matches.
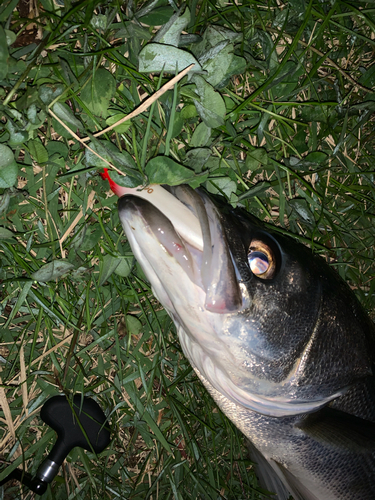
[119,186,242,313]
[118,185,346,417]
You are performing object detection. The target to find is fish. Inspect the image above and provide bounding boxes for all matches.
[102,170,375,500]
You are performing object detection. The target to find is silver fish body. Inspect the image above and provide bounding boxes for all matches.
[118,186,375,500]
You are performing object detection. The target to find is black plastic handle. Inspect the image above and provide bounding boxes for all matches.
[40,394,111,465]
[0,394,110,495]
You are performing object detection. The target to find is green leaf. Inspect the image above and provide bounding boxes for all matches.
[191,122,211,147]
[185,148,212,173]
[125,314,143,335]
[79,227,102,252]
[90,14,107,30]
[202,25,242,49]
[52,102,84,130]
[5,120,28,146]
[300,106,331,123]
[86,139,144,187]
[138,43,201,73]
[199,41,233,87]
[138,6,175,25]
[46,141,69,159]
[153,6,190,47]
[105,113,132,134]
[192,76,226,128]
[114,257,134,277]
[217,54,246,88]
[80,68,116,116]
[289,198,315,224]
[0,144,18,188]
[206,177,236,197]
[0,227,15,240]
[5,29,16,46]
[0,0,19,22]
[145,156,195,185]
[246,149,268,171]
[31,260,75,282]
[142,411,172,453]
[110,169,144,188]
[86,140,136,170]
[272,61,305,97]
[99,254,121,286]
[304,152,328,164]
[39,84,65,105]
[0,191,10,215]
[237,182,271,201]
[180,103,198,120]
[0,26,9,79]
[359,62,375,87]
[188,171,208,189]
[28,138,49,164]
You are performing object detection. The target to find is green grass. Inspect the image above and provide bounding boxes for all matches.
[0,1,374,499]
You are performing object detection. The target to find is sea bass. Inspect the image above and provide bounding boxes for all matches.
[103,171,375,500]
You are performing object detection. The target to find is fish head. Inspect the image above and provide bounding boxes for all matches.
[118,185,372,417]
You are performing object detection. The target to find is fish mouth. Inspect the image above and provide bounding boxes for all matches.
[118,186,343,417]
[118,186,243,314]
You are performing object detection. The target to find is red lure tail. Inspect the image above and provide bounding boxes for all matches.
[100,168,123,196]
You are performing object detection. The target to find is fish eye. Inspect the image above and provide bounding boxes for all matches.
[249,251,269,274]
[248,240,276,279]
